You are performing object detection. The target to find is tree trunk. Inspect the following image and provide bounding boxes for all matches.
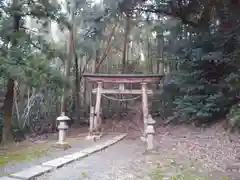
[74,54,80,122]
[122,15,131,73]
[2,78,14,143]
[71,1,80,123]
[157,33,164,74]
[62,33,72,115]
[156,32,164,89]
[2,0,21,143]
[95,49,100,73]
[62,1,75,116]
[90,50,99,110]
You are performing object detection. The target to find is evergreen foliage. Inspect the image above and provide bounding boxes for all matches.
[0,0,70,90]
[158,31,240,125]
[126,0,240,127]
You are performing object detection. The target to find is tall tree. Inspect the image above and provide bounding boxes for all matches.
[1,0,69,143]
[2,0,21,143]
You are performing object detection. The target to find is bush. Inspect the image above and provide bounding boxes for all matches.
[0,111,2,141]
[157,36,240,126]
[226,104,240,132]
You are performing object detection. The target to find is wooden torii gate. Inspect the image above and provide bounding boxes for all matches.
[83,73,163,138]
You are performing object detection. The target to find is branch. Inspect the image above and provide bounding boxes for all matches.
[134,0,216,29]
[135,7,199,28]
[79,55,92,82]
[96,23,120,70]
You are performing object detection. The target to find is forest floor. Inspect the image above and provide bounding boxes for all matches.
[37,121,239,180]
[1,104,240,179]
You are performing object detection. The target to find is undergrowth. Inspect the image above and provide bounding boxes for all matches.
[149,158,229,180]
[150,168,205,180]
[0,136,83,168]
[0,143,50,168]
[150,167,229,180]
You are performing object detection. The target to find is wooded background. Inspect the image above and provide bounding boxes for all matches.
[1,0,240,144]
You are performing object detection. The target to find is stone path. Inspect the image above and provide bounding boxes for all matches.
[0,133,124,178]
[1,130,235,180]
[36,138,233,180]
[36,139,150,180]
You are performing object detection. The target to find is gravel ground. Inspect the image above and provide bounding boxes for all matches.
[37,140,152,180]
[2,112,240,180]
[36,138,228,180]
[154,125,240,180]
[35,123,240,180]
[2,130,236,180]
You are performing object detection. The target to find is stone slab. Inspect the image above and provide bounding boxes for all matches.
[114,134,126,140]
[10,165,53,180]
[81,147,99,154]
[63,151,88,161]
[93,144,105,150]
[100,142,112,148]
[73,135,127,156]
[0,177,21,180]
[9,134,127,180]
[105,139,116,145]
[98,134,127,148]
[42,151,89,168]
[42,157,75,168]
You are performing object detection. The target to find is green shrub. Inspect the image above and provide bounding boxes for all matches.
[226,104,240,132]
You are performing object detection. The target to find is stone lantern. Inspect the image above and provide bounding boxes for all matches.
[54,115,71,149]
[145,115,156,151]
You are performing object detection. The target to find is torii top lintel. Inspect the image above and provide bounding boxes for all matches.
[83,73,164,83]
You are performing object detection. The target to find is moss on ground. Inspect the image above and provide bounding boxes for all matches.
[150,167,206,180]
[149,157,229,180]
[0,143,50,168]
[0,136,83,168]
